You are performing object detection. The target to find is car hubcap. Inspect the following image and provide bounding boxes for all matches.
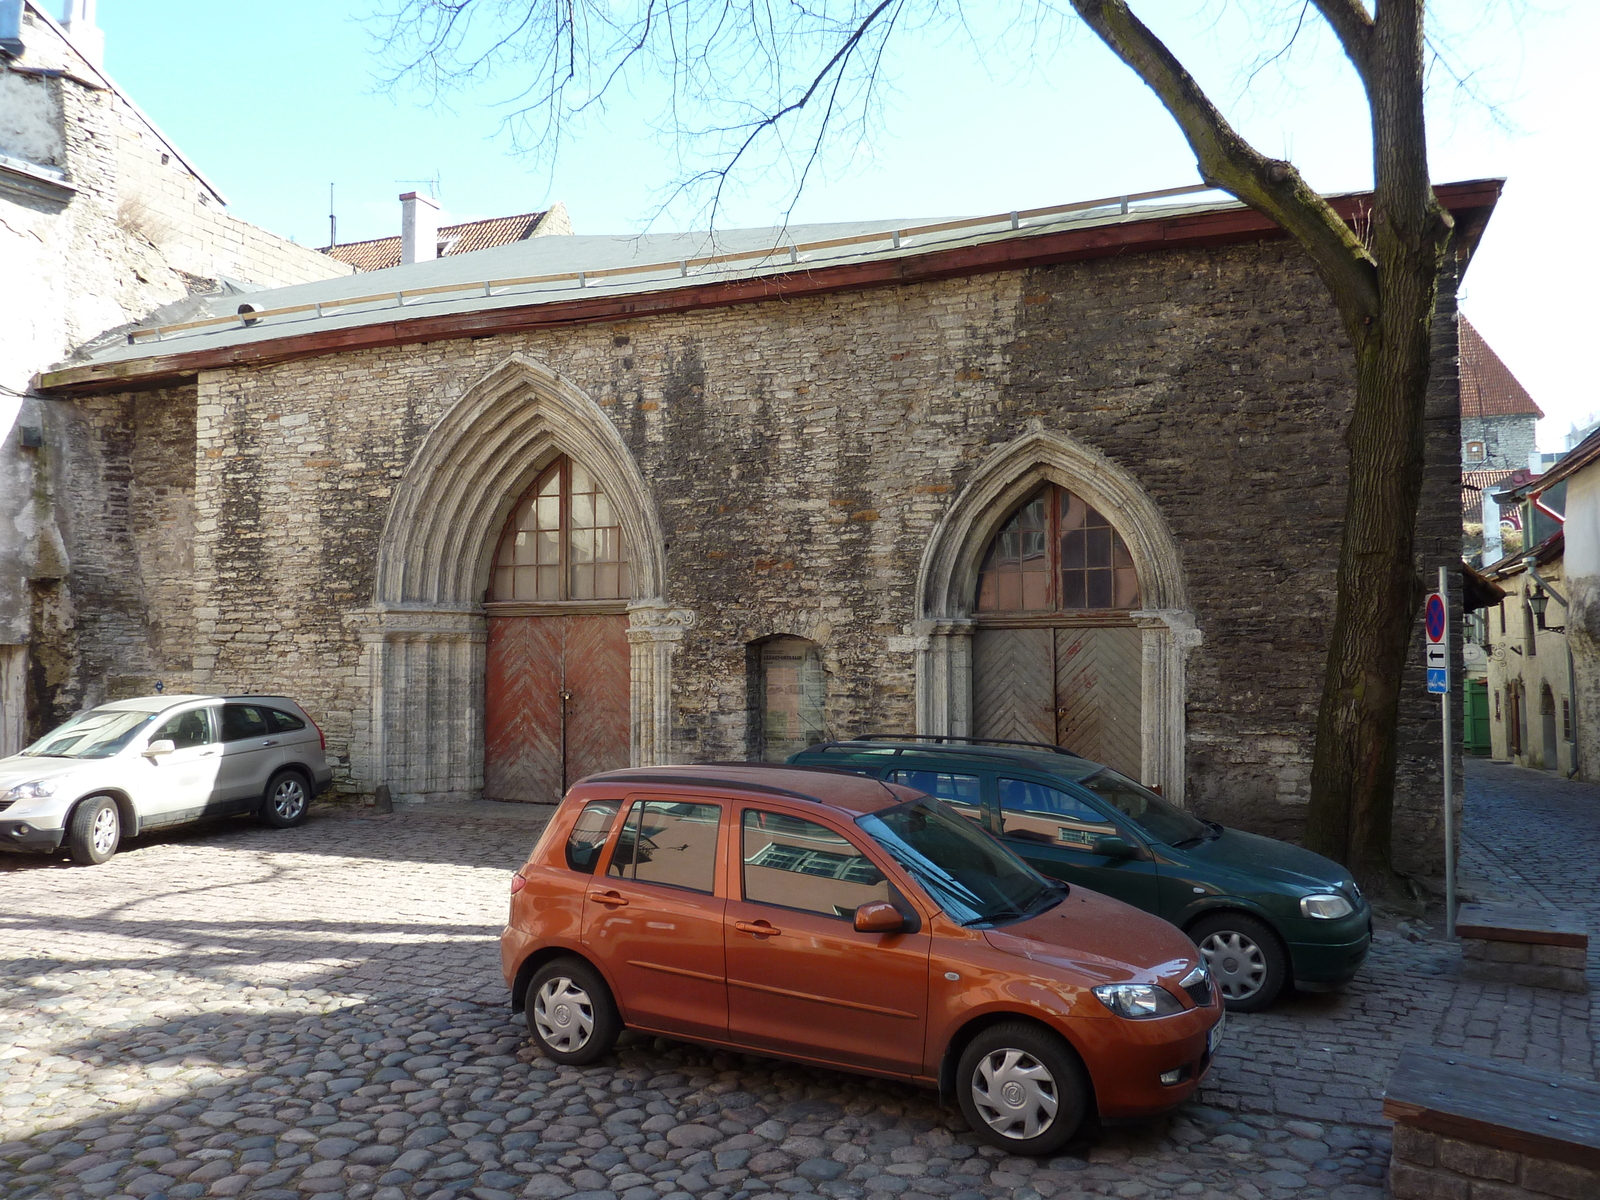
[533,978,595,1053]
[971,1048,1058,1140]
[273,780,306,820]
[91,806,118,856]
[1200,930,1267,999]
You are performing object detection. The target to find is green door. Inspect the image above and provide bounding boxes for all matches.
[1465,678,1491,756]
[994,775,1160,911]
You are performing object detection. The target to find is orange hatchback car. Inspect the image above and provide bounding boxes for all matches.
[502,765,1223,1154]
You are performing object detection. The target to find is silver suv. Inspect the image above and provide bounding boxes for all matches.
[0,694,334,865]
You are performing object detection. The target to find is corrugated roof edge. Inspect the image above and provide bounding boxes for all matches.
[36,177,1503,396]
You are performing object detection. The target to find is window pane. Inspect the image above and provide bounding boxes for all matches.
[266,708,306,732]
[220,705,269,742]
[571,564,594,599]
[1060,570,1087,610]
[608,801,721,892]
[536,495,559,530]
[570,462,593,494]
[536,565,560,599]
[513,530,537,565]
[594,527,619,563]
[887,770,982,822]
[571,492,595,529]
[153,708,214,749]
[536,529,560,565]
[1086,525,1112,568]
[742,809,890,917]
[566,800,622,873]
[1114,567,1141,608]
[1060,528,1086,569]
[569,527,594,565]
[594,563,620,598]
[997,777,1114,848]
[1085,569,1113,609]
[539,470,560,497]
[617,562,631,597]
[1021,570,1048,610]
[594,493,613,527]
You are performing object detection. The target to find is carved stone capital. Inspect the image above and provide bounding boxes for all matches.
[627,602,697,644]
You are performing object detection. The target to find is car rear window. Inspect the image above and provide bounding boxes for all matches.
[220,704,270,741]
[608,801,721,893]
[887,769,982,821]
[265,708,306,733]
[565,800,622,873]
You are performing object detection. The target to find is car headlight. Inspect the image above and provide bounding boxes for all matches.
[4,780,59,802]
[1301,893,1355,919]
[1092,983,1185,1019]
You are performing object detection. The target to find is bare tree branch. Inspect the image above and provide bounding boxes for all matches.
[1308,0,1374,90]
[1066,0,1379,333]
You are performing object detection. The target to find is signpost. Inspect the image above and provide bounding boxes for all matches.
[1427,570,1455,936]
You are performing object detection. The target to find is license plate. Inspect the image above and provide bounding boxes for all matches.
[1208,1009,1226,1053]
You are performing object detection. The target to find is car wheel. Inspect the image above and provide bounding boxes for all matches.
[956,1021,1089,1155]
[1190,912,1287,1013]
[68,796,122,866]
[260,770,311,828]
[526,957,621,1065]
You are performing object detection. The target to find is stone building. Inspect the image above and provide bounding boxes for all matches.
[0,0,352,754]
[1458,318,1543,565]
[34,181,1502,878]
[324,194,573,272]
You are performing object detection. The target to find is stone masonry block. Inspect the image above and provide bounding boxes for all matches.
[1391,1161,1470,1200]
[1462,962,1514,984]
[1520,1155,1600,1200]
[1462,938,1489,961]
[1487,941,1534,964]
[1531,945,1587,970]
[1515,965,1587,993]
[1467,1183,1533,1200]
[1440,1138,1518,1182]
[1394,1124,1441,1167]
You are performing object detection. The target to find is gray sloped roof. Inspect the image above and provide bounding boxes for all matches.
[72,188,1235,369]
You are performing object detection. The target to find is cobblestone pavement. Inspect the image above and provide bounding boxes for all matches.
[0,763,1593,1200]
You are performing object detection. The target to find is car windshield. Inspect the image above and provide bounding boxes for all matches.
[857,797,1063,927]
[1062,765,1210,845]
[21,707,163,760]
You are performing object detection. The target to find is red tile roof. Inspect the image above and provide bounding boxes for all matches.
[1460,318,1542,418]
[1461,468,1518,520]
[323,211,552,273]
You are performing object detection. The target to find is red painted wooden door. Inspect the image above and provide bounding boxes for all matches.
[484,614,630,802]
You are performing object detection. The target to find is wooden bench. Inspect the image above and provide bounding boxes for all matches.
[1385,1046,1600,1200]
[1456,903,1589,992]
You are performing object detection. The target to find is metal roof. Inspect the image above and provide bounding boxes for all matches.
[73,185,1228,369]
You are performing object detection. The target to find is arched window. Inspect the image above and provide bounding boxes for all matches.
[753,636,827,761]
[490,456,631,601]
[976,485,1140,612]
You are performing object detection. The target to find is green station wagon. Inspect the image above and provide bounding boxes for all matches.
[789,737,1371,1011]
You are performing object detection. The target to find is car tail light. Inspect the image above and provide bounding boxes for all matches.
[510,873,527,894]
[307,712,326,752]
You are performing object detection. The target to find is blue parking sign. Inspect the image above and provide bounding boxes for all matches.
[1426,667,1448,694]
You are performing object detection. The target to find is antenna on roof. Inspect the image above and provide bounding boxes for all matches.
[395,170,442,202]
[328,183,336,248]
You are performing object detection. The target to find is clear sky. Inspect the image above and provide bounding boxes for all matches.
[81,1,1597,448]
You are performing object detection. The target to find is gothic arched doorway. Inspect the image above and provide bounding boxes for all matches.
[970,484,1144,777]
[483,455,632,801]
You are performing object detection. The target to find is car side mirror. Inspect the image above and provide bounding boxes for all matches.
[143,739,176,759]
[1092,835,1137,859]
[854,901,905,934]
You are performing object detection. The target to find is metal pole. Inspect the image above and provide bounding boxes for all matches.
[1441,564,1456,937]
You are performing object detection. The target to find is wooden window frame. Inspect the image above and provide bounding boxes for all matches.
[975,484,1140,620]
[487,456,630,608]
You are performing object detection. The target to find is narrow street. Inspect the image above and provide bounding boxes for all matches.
[0,760,1594,1200]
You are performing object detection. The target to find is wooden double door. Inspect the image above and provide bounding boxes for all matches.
[973,624,1143,779]
[484,613,630,802]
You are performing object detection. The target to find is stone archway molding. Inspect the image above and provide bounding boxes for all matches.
[911,424,1201,803]
[352,354,686,801]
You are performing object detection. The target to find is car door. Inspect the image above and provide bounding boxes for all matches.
[583,797,729,1041]
[995,775,1161,912]
[724,806,930,1076]
[132,706,223,825]
[212,703,285,808]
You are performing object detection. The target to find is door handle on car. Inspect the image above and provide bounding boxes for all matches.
[589,891,629,908]
[734,920,781,937]
[261,739,279,747]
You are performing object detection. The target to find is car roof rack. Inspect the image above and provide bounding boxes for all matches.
[853,733,1083,758]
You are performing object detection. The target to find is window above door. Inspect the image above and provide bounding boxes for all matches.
[491,456,632,602]
[976,485,1141,613]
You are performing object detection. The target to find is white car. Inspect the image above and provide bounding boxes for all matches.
[0,694,334,865]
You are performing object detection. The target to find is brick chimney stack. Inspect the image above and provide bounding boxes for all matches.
[400,192,440,265]
[63,0,103,67]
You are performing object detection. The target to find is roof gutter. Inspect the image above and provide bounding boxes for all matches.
[36,178,1503,397]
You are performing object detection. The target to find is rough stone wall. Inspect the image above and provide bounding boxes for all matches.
[55,235,1462,874]
[1463,413,1538,472]
[29,388,197,729]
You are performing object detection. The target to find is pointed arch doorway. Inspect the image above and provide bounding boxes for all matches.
[971,484,1144,777]
[483,455,632,801]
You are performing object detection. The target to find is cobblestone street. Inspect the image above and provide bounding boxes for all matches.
[1,760,1595,1200]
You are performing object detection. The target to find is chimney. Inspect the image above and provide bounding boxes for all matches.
[63,0,104,68]
[400,192,440,265]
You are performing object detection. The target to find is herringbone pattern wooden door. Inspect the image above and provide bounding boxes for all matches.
[973,628,1055,744]
[1054,627,1143,778]
[485,615,630,802]
[972,625,1143,776]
